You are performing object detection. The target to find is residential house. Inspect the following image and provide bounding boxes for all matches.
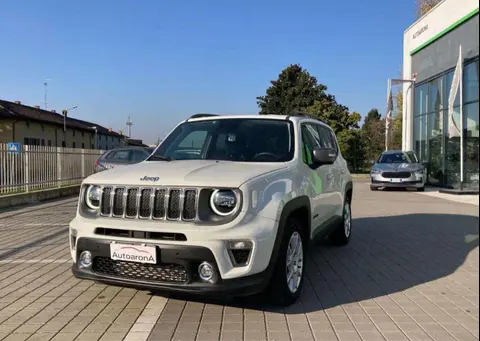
[0,99,127,149]
[0,100,94,148]
[67,117,127,150]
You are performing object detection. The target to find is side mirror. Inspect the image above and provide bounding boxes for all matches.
[312,148,336,166]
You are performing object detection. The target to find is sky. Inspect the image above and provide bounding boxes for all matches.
[0,0,416,145]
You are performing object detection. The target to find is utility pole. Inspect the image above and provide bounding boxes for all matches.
[126,116,133,138]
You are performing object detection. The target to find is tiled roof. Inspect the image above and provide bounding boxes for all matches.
[0,100,123,137]
[0,100,93,131]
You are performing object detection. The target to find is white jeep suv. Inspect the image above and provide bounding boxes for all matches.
[69,113,353,306]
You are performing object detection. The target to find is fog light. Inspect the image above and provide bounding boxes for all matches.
[198,262,215,282]
[79,251,92,268]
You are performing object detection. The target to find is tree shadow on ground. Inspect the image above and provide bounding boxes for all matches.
[152,213,479,314]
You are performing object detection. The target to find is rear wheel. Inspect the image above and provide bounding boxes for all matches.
[330,197,352,246]
[267,217,305,306]
[417,187,425,192]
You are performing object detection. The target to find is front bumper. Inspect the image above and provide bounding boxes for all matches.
[72,238,269,297]
[69,211,279,296]
[370,172,425,188]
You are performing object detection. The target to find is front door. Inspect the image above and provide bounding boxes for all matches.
[316,125,344,217]
[300,123,336,238]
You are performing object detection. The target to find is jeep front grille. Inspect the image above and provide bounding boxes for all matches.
[99,186,198,221]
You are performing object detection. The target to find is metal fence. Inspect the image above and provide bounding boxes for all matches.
[0,144,104,196]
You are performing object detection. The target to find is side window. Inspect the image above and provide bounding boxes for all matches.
[329,130,339,154]
[132,150,148,162]
[106,150,131,162]
[178,131,208,149]
[406,152,419,163]
[305,124,322,147]
[316,125,338,155]
[301,124,321,166]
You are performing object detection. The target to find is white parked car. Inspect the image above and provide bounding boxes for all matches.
[69,113,353,306]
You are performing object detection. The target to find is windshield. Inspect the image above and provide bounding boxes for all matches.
[377,152,419,164]
[149,118,294,162]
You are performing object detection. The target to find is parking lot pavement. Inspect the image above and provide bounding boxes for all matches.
[0,180,478,341]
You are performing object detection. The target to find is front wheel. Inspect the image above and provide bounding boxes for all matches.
[267,217,306,306]
[330,199,352,246]
[417,187,425,192]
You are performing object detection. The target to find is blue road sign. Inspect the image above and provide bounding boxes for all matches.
[7,142,20,154]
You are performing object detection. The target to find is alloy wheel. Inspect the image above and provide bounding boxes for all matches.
[286,231,304,294]
[344,202,352,238]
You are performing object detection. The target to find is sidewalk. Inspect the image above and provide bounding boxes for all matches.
[419,188,479,206]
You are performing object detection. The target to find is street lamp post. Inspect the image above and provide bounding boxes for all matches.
[62,105,78,146]
[91,126,98,149]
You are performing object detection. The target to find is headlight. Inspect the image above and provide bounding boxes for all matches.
[371,169,381,174]
[85,185,102,210]
[415,169,424,175]
[210,189,238,216]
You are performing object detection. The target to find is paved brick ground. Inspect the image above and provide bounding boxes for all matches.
[0,180,478,341]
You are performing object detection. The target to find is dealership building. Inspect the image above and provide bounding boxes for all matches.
[402,0,479,190]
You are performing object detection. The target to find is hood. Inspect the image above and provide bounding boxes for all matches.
[374,163,424,172]
[84,159,287,188]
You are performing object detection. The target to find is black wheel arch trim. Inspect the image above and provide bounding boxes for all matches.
[345,181,353,201]
[264,195,311,278]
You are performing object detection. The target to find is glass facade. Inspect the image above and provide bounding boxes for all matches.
[413,58,479,190]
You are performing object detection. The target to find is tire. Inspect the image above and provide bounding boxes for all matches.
[417,187,425,192]
[267,216,306,306]
[370,185,378,191]
[330,197,352,246]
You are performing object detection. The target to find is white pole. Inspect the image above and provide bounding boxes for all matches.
[459,45,464,189]
[386,78,391,151]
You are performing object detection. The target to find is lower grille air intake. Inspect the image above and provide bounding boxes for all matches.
[92,257,188,283]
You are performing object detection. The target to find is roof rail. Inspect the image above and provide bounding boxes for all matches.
[187,113,219,121]
[285,111,323,122]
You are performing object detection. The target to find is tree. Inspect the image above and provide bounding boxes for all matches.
[362,108,385,162]
[256,64,327,115]
[416,0,441,18]
[257,63,367,171]
[391,91,403,150]
[364,108,381,127]
[337,125,367,172]
[305,96,362,133]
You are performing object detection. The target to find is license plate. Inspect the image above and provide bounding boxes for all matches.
[390,178,402,183]
[110,243,157,264]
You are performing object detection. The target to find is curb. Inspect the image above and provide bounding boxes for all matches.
[351,174,370,178]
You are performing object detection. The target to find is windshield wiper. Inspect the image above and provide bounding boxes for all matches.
[147,155,173,162]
